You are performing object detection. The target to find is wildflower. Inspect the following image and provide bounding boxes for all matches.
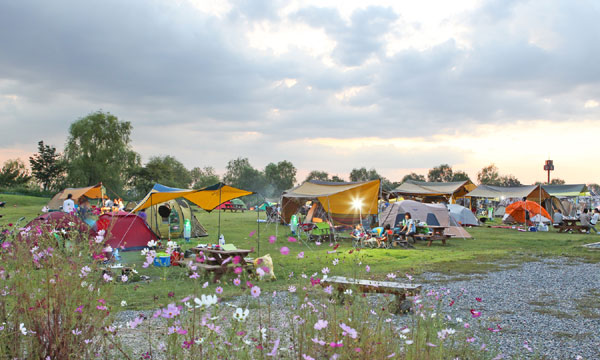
[288,236,297,242]
[464,323,470,328]
[401,327,410,334]
[168,291,175,297]
[426,342,437,347]
[314,319,328,330]
[269,235,276,243]
[332,258,340,266]
[147,240,157,247]
[315,241,322,246]
[365,265,370,272]
[476,297,482,302]
[323,285,333,294]
[121,275,128,282]
[406,273,413,281]
[343,289,353,295]
[127,316,144,329]
[340,323,358,339]
[234,267,243,275]
[288,285,296,293]
[103,273,113,282]
[470,309,482,318]
[405,340,413,345]
[302,355,315,360]
[297,251,304,259]
[161,303,181,318]
[233,278,241,286]
[456,317,463,323]
[233,255,241,264]
[386,273,396,279]
[96,305,107,311]
[249,230,256,237]
[84,339,92,344]
[194,294,218,308]
[321,267,330,275]
[256,267,265,277]
[72,328,82,336]
[19,323,27,335]
[189,272,199,279]
[233,308,249,322]
[216,287,223,294]
[523,341,533,352]
[202,282,209,288]
[437,328,456,340]
[329,341,343,348]
[79,266,91,278]
[251,286,261,297]
[280,247,290,255]
[141,248,149,256]
[466,337,475,343]
[121,300,127,307]
[75,305,84,313]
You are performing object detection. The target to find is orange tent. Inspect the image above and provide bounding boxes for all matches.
[503,201,551,224]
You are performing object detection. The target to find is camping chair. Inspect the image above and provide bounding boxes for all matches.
[0,201,5,207]
[298,222,316,239]
[309,222,336,243]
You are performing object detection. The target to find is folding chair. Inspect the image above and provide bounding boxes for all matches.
[310,222,336,243]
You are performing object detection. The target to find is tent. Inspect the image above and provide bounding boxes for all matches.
[502,201,551,224]
[144,198,208,239]
[257,201,276,211]
[379,200,472,238]
[495,205,506,217]
[542,184,589,198]
[133,183,253,212]
[466,184,550,203]
[46,183,106,210]
[448,204,479,226]
[18,212,94,242]
[391,180,476,203]
[281,180,381,225]
[215,198,248,210]
[97,211,159,250]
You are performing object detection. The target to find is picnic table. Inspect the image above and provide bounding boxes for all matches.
[190,247,253,282]
[321,276,421,314]
[221,203,245,212]
[555,218,588,233]
[415,225,450,246]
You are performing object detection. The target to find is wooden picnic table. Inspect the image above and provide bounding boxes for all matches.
[555,218,588,233]
[415,225,450,246]
[221,203,245,212]
[321,276,421,314]
[189,247,253,282]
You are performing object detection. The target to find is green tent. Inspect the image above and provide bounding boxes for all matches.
[258,201,276,211]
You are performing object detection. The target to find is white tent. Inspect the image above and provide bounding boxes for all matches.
[448,204,479,226]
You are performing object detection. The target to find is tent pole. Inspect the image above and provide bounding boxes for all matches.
[257,200,260,257]
[218,186,222,241]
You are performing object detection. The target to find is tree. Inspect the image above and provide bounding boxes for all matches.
[264,160,297,196]
[28,140,66,191]
[427,164,454,182]
[329,175,345,183]
[144,155,192,189]
[223,157,267,194]
[477,164,501,185]
[305,170,329,182]
[588,183,600,195]
[402,173,426,183]
[191,166,220,189]
[499,174,521,186]
[0,159,31,187]
[64,111,140,193]
[451,170,471,182]
[549,178,566,185]
[349,167,381,182]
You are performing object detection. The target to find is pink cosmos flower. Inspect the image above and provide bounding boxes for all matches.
[303,354,316,360]
[523,341,533,352]
[339,323,358,339]
[269,235,276,244]
[323,285,333,294]
[426,342,437,347]
[251,286,261,297]
[249,231,256,237]
[314,319,328,330]
[216,287,223,294]
[233,256,241,264]
[189,272,199,279]
[75,305,83,313]
[96,305,107,311]
[365,265,370,272]
[329,342,343,348]
[476,297,482,302]
[470,309,482,318]
[233,278,241,286]
[466,337,475,343]
[288,236,297,242]
[234,267,243,275]
[280,247,290,255]
[464,323,470,329]
[297,251,304,259]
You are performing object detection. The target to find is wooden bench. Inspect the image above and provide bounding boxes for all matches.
[221,204,245,212]
[414,226,450,246]
[321,276,421,314]
[554,221,589,233]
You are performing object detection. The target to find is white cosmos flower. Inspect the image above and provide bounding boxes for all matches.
[147,240,157,247]
[233,308,249,322]
[120,300,127,307]
[343,289,353,295]
[141,248,149,256]
[19,323,27,335]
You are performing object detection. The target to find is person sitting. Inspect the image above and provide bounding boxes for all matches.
[399,212,417,241]
[580,208,592,233]
[553,209,564,226]
[62,194,75,213]
[591,209,599,234]
[376,224,393,248]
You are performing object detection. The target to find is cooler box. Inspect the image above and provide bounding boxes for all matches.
[154,252,171,267]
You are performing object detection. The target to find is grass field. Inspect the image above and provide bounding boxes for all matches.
[2,193,600,310]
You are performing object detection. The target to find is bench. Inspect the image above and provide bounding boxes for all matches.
[221,203,245,212]
[321,276,421,314]
[554,224,589,233]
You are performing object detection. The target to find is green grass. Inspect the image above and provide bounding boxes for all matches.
[2,194,600,310]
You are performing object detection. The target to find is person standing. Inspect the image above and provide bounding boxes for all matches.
[62,194,75,213]
[590,209,599,234]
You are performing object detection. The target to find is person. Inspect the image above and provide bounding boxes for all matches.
[590,208,599,234]
[579,208,592,233]
[118,199,124,211]
[376,224,393,248]
[553,209,564,226]
[399,212,416,241]
[78,197,91,221]
[351,224,366,246]
[138,208,147,223]
[105,198,114,209]
[62,194,75,213]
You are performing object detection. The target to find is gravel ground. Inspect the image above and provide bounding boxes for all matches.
[113,257,600,359]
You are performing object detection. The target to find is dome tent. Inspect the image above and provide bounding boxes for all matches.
[448,204,479,226]
[502,201,551,224]
[145,198,207,239]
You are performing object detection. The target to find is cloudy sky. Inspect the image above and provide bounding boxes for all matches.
[1,0,600,184]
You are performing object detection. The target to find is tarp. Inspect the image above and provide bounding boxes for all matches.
[448,204,479,226]
[132,183,253,212]
[503,200,551,224]
[466,184,550,202]
[47,183,106,209]
[391,180,476,200]
[281,179,380,224]
[97,211,158,250]
[379,200,472,238]
[542,184,589,197]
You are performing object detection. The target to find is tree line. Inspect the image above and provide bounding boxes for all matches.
[0,111,585,199]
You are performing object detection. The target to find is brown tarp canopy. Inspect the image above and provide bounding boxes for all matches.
[391,180,476,202]
[46,183,106,210]
[281,179,380,224]
[466,184,550,202]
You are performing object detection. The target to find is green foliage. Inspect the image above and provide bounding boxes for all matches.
[145,155,192,189]
[500,174,521,186]
[451,170,471,182]
[305,170,330,182]
[349,167,380,182]
[0,159,31,187]
[223,157,267,194]
[191,166,220,189]
[549,178,566,185]
[264,160,297,196]
[28,141,66,191]
[477,164,520,186]
[402,172,426,183]
[64,111,140,194]
[427,164,454,182]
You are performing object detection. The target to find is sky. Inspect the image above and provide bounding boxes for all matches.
[1,0,600,185]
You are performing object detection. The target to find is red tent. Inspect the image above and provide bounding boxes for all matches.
[19,212,95,242]
[97,211,158,251]
[503,201,551,224]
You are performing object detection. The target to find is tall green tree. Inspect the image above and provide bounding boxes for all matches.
[427,164,454,182]
[499,174,521,186]
[349,167,381,182]
[477,164,501,185]
[145,155,192,188]
[223,157,266,193]
[191,166,220,189]
[64,111,140,193]
[329,175,345,183]
[402,173,426,183]
[451,170,471,182]
[28,140,66,191]
[264,160,297,195]
[0,159,31,187]
[305,170,329,182]
[549,178,566,185]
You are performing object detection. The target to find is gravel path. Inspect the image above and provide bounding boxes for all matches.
[113,257,600,359]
